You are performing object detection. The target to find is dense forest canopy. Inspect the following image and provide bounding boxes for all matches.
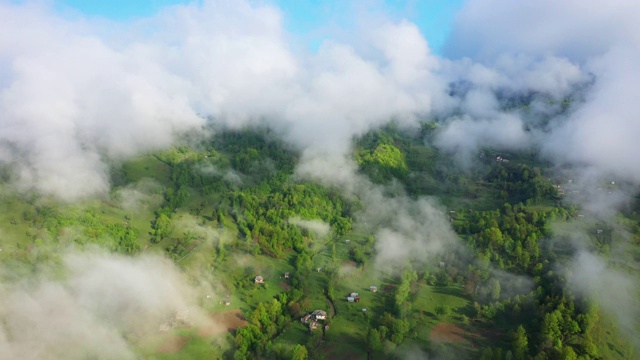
[0,122,638,360]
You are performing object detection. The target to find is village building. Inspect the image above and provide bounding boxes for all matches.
[302,310,328,324]
[311,310,328,320]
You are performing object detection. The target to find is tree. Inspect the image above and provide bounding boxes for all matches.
[152,213,173,242]
[235,325,264,355]
[542,310,563,349]
[288,302,303,318]
[435,305,452,319]
[295,252,312,273]
[250,302,269,329]
[560,346,578,360]
[268,299,283,322]
[391,319,409,344]
[333,217,352,236]
[367,328,383,353]
[511,325,528,360]
[291,344,308,360]
[350,246,366,265]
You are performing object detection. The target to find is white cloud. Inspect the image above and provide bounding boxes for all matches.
[0,1,446,200]
[0,251,216,360]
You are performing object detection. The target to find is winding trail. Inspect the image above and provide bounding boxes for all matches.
[325,290,337,319]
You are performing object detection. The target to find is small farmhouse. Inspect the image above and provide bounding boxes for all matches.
[312,310,327,320]
[302,310,328,324]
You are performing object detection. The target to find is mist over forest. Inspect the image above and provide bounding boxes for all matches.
[1,1,639,359]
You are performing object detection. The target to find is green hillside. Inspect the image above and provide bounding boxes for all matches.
[0,126,638,360]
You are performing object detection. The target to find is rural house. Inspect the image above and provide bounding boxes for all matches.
[312,310,327,320]
[302,310,328,323]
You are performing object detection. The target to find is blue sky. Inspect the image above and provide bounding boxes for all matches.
[53,0,463,54]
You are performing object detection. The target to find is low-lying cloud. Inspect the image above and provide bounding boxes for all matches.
[289,216,331,239]
[296,154,458,268]
[0,250,216,360]
[2,0,640,202]
[438,0,640,189]
[565,250,640,347]
[0,1,448,200]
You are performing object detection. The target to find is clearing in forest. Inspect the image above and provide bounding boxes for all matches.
[429,322,471,345]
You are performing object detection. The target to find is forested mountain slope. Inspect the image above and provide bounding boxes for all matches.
[0,126,638,360]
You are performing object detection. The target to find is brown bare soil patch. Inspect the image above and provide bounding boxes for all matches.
[199,309,249,337]
[383,284,395,293]
[159,335,190,353]
[341,260,357,267]
[322,343,364,360]
[430,322,469,344]
[279,282,291,291]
